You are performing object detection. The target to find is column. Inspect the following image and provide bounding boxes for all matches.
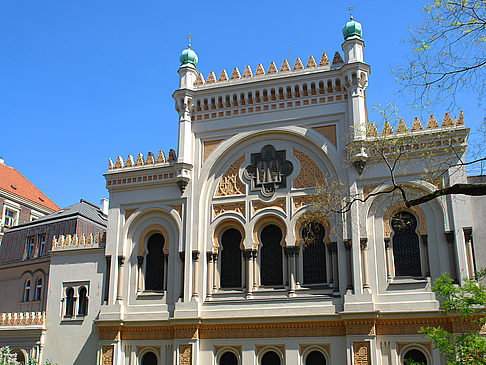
[289,248,297,297]
[192,251,200,300]
[252,251,258,291]
[179,251,185,299]
[463,228,475,279]
[243,250,253,298]
[421,235,431,277]
[295,248,301,289]
[445,231,458,283]
[343,240,353,291]
[163,254,169,291]
[104,256,111,304]
[360,239,370,290]
[384,238,392,281]
[327,244,334,287]
[329,242,339,293]
[116,256,125,302]
[137,256,144,292]
[206,252,213,299]
[212,253,219,291]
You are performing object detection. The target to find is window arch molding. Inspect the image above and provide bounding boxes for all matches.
[215,347,241,365]
[383,203,427,239]
[138,347,160,365]
[300,346,329,365]
[138,224,170,256]
[213,218,246,252]
[252,215,287,250]
[399,343,431,365]
[294,213,331,246]
[257,346,284,365]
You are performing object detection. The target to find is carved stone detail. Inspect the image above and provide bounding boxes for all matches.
[244,145,293,197]
[178,344,192,365]
[292,148,326,188]
[299,344,330,355]
[397,342,431,355]
[292,196,314,212]
[102,345,114,365]
[171,204,183,218]
[213,202,245,218]
[353,341,370,365]
[252,198,286,215]
[216,155,245,196]
[362,184,379,200]
[255,344,285,356]
[214,345,242,356]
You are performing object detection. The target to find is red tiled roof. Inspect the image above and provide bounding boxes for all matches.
[0,162,59,211]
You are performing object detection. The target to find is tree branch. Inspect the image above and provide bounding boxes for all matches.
[406,183,486,207]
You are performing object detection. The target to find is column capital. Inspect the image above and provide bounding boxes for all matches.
[327,242,337,254]
[207,252,213,262]
[384,237,391,249]
[137,256,144,265]
[192,250,200,261]
[445,231,455,245]
[118,255,125,267]
[360,238,368,251]
[179,251,185,261]
[343,239,352,251]
[243,249,253,260]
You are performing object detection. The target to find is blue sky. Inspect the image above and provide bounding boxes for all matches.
[0,1,482,209]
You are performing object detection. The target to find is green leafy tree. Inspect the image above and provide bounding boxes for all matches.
[0,347,56,365]
[420,268,486,364]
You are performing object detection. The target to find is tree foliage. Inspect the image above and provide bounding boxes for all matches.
[0,347,56,365]
[420,268,486,364]
[398,0,486,107]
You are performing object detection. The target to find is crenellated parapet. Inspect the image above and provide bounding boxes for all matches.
[0,311,45,326]
[348,112,468,171]
[51,232,106,251]
[108,149,177,171]
[193,51,344,88]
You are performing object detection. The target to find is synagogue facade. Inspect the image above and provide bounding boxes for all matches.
[1,16,484,365]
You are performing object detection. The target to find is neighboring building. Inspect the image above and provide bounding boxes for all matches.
[0,15,484,365]
[0,199,107,363]
[0,157,59,243]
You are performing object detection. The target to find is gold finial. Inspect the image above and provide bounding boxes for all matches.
[188,33,192,49]
[349,5,354,20]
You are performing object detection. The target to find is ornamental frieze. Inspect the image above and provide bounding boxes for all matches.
[244,145,293,197]
[292,148,326,188]
[216,155,245,196]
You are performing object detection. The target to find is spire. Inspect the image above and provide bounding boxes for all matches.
[187,33,192,49]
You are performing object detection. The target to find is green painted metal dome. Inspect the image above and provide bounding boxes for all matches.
[180,48,198,67]
[342,18,362,41]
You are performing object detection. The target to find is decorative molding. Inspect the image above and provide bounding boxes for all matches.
[213,202,245,218]
[292,148,326,188]
[397,342,431,355]
[313,125,337,147]
[203,139,224,163]
[216,155,245,197]
[299,344,330,355]
[255,344,285,356]
[52,233,106,251]
[345,319,375,336]
[244,145,293,198]
[138,224,170,256]
[125,208,136,221]
[136,346,160,356]
[353,341,370,365]
[383,202,427,238]
[251,198,286,215]
[0,312,45,326]
[292,196,314,213]
[178,344,192,365]
[214,345,242,356]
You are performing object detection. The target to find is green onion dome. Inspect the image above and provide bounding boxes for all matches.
[342,17,362,41]
[180,48,198,67]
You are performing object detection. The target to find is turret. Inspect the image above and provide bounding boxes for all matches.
[178,35,199,89]
[341,15,364,63]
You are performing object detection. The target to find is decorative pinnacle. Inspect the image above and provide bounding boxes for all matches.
[188,33,192,49]
[349,5,354,20]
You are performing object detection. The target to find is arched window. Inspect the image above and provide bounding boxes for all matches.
[65,287,75,317]
[23,280,31,302]
[220,228,242,288]
[78,286,88,316]
[306,350,326,365]
[392,212,421,277]
[302,222,327,284]
[141,351,158,365]
[34,278,42,301]
[260,225,283,286]
[403,348,427,364]
[145,233,165,291]
[220,351,238,365]
[261,351,281,365]
[11,349,25,364]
